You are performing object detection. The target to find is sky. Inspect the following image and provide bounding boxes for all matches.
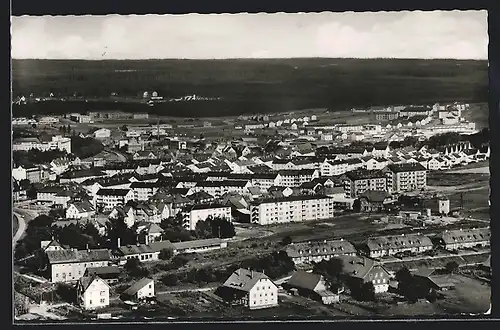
[11,10,488,60]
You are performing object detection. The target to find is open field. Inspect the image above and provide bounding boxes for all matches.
[427,172,489,187]
[12,58,487,117]
[462,102,489,129]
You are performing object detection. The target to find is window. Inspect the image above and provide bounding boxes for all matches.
[100,298,105,303]
[100,291,105,296]
[89,300,92,305]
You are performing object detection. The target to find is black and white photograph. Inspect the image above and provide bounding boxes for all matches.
[11,10,491,322]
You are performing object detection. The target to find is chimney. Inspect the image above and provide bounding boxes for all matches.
[251,270,254,279]
[86,244,89,252]
[117,237,121,248]
[145,235,149,245]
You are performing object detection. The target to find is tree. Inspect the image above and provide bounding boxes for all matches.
[313,258,344,291]
[359,282,376,301]
[445,261,459,274]
[159,247,174,260]
[124,258,141,272]
[281,236,292,246]
[121,125,128,131]
[161,273,178,286]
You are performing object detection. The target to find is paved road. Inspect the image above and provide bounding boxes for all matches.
[12,212,27,247]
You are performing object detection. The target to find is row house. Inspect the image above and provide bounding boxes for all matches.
[344,170,387,199]
[320,159,363,177]
[336,124,364,133]
[83,175,134,197]
[362,234,433,258]
[59,168,108,184]
[250,195,335,226]
[386,163,427,193]
[285,239,357,265]
[439,228,490,250]
[193,180,252,198]
[398,106,432,118]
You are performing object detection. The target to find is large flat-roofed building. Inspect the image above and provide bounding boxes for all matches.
[344,170,387,199]
[12,135,72,154]
[250,195,334,226]
[386,163,427,193]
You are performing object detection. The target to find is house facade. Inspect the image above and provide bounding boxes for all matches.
[76,275,110,310]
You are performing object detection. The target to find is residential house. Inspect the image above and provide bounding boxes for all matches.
[121,278,155,302]
[285,239,357,265]
[136,222,164,243]
[337,255,391,294]
[171,238,228,254]
[362,234,433,258]
[193,180,251,198]
[109,205,136,228]
[130,181,161,201]
[358,190,392,213]
[46,249,112,283]
[66,201,96,219]
[216,268,279,310]
[411,268,456,292]
[277,169,320,187]
[283,271,340,305]
[133,151,158,161]
[76,275,110,310]
[93,128,111,140]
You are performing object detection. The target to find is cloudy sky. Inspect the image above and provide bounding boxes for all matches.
[11,10,487,60]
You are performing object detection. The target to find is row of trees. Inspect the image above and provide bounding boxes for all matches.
[13,149,68,167]
[159,214,236,243]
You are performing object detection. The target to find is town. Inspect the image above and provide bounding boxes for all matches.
[12,97,491,320]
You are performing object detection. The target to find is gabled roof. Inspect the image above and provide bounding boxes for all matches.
[387,163,427,173]
[79,275,109,292]
[221,268,273,292]
[286,271,322,291]
[366,234,433,251]
[286,239,356,258]
[47,249,111,264]
[122,277,154,296]
[440,228,490,244]
[358,190,390,203]
[96,188,132,196]
[337,256,387,280]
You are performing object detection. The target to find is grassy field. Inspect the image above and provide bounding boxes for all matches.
[463,102,489,129]
[427,172,489,187]
[12,58,487,117]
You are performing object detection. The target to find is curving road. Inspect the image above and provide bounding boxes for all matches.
[12,213,26,247]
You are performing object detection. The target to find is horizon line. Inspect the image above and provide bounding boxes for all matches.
[11,57,488,61]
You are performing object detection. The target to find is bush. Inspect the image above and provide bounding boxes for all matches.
[161,274,179,286]
[171,254,193,268]
[159,248,174,260]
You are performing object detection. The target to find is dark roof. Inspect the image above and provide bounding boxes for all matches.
[46,249,111,264]
[286,239,356,258]
[286,271,322,291]
[358,190,390,203]
[440,228,490,245]
[78,275,108,292]
[60,168,107,179]
[96,188,132,196]
[85,266,121,276]
[345,170,386,181]
[197,180,249,187]
[366,234,433,251]
[278,169,317,176]
[221,268,274,293]
[117,240,175,256]
[387,163,427,173]
[172,238,225,251]
[122,278,154,296]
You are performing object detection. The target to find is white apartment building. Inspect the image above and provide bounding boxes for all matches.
[344,170,387,199]
[250,195,335,226]
[386,163,427,193]
[130,182,160,201]
[12,135,72,153]
[181,204,232,230]
[94,188,134,211]
[46,249,112,283]
[276,169,320,187]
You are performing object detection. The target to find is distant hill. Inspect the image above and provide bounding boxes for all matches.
[12,58,488,117]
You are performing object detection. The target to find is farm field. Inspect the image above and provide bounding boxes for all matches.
[12,58,487,118]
